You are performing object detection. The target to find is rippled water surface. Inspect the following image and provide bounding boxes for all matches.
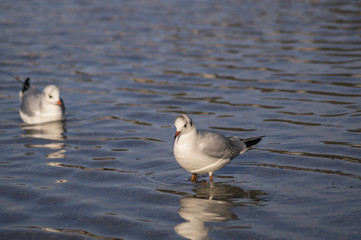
[1,0,361,239]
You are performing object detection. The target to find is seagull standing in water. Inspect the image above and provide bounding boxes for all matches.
[19,78,65,124]
[173,114,262,183]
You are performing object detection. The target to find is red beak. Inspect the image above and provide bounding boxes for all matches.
[174,131,180,140]
[57,100,63,106]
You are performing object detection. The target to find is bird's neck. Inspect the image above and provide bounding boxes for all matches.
[40,100,59,113]
[178,128,197,144]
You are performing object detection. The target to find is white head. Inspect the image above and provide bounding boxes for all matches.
[174,114,196,140]
[42,85,63,107]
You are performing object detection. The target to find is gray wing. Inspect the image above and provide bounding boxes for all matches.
[196,130,246,160]
[20,87,41,116]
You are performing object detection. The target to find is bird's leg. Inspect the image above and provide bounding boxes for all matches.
[209,173,213,183]
[190,173,198,183]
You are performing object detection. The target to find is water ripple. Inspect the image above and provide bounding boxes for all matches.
[260,148,361,164]
[46,162,137,173]
[249,162,361,180]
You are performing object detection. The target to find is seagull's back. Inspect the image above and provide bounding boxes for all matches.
[20,87,41,117]
[196,130,246,161]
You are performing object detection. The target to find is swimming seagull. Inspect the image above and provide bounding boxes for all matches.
[19,77,66,124]
[173,114,263,183]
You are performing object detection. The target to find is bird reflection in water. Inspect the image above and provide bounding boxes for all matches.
[173,183,266,240]
[21,121,67,159]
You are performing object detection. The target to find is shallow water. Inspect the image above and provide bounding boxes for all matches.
[1,0,361,239]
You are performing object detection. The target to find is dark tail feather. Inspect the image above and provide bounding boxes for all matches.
[243,136,264,149]
[22,78,30,93]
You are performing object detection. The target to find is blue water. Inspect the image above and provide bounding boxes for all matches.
[1,0,361,239]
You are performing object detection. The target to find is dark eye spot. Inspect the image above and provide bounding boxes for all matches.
[184,124,187,128]
[49,95,53,99]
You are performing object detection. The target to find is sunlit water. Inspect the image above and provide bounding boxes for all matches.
[1,0,361,239]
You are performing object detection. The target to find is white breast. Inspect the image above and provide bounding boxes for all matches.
[174,131,230,175]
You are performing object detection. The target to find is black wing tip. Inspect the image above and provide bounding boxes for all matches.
[22,77,30,93]
[244,136,264,149]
